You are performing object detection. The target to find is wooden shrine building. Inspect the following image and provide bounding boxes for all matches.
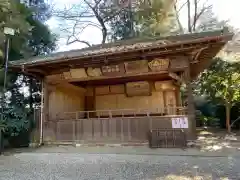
[10,29,233,144]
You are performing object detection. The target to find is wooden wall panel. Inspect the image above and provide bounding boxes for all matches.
[95,95,117,116]
[155,81,176,91]
[48,86,85,120]
[95,86,110,95]
[126,81,151,97]
[110,84,125,94]
[95,89,165,115]
[165,91,177,115]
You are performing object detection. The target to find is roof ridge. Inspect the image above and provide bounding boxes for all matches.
[10,28,232,66]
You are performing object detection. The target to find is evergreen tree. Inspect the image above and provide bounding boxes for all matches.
[109,0,177,41]
[0,0,56,146]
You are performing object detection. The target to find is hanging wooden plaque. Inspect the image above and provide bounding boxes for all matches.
[70,68,88,78]
[170,56,188,70]
[124,60,148,74]
[148,58,170,72]
[101,63,125,76]
[86,67,102,77]
[126,81,151,97]
[62,71,71,79]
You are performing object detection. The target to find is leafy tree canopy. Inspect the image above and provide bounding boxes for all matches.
[196,59,240,105]
[135,0,176,37]
[0,0,56,141]
[0,0,31,57]
[109,0,177,41]
[195,58,240,131]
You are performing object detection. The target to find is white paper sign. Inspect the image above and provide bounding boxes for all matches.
[172,118,180,128]
[172,117,188,129]
[181,117,188,128]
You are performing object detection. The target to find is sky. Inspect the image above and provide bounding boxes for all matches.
[47,0,240,52]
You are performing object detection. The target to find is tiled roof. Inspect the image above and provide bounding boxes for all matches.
[10,28,232,66]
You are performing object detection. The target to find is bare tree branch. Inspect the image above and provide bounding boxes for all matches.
[191,5,212,31]
[174,1,184,33]
[193,0,198,31]
[67,39,91,47]
[175,0,214,33]
[176,0,187,13]
[83,0,107,44]
[54,0,122,46]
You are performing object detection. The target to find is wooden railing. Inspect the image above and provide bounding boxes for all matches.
[53,106,187,121]
[45,114,189,143]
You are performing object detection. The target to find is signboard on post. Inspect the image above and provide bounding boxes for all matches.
[172,117,188,129]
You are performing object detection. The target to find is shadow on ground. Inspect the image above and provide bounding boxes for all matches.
[191,128,240,152]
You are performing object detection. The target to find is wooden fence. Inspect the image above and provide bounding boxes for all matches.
[55,106,187,120]
[44,107,188,143]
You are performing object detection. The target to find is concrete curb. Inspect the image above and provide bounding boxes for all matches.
[37,146,240,158]
[74,143,149,148]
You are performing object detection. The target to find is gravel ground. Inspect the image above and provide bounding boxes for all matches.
[0,151,240,180]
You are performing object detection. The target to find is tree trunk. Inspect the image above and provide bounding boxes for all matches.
[225,103,231,133]
[187,0,192,32]
[192,0,198,31]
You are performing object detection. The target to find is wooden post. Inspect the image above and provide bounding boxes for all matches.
[39,80,44,145]
[56,121,59,141]
[184,63,196,139]
[40,79,49,144]
[121,118,124,141]
[73,120,76,142]
[128,118,131,141]
[163,91,167,115]
[92,118,94,140]
[76,112,79,142]
[175,85,181,115]
[85,86,95,118]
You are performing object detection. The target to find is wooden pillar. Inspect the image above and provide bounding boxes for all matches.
[163,91,167,115]
[174,85,181,114]
[39,81,44,145]
[184,64,196,139]
[44,80,49,123]
[85,86,95,118]
[40,78,50,144]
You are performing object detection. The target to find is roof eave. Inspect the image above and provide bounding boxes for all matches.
[9,33,233,69]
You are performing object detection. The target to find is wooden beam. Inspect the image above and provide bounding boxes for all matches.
[48,82,86,94]
[191,46,209,63]
[169,72,184,84]
[22,71,42,79]
[67,70,169,83]
[28,68,48,75]
[18,66,44,79]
